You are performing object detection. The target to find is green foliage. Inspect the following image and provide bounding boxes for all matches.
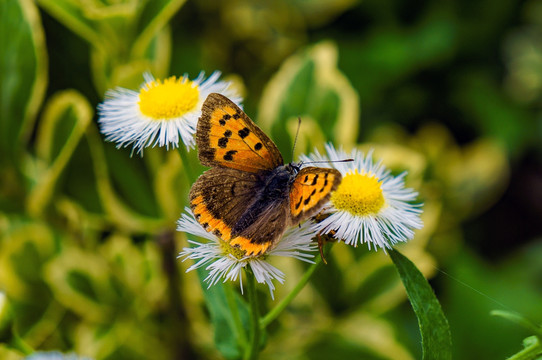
[258,42,359,156]
[1,0,540,359]
[196,267,250,360]
[445,247,542,360]
[491,311,542,360]
[36,0,185,92]
[0,0,47,164]
[27,91,93,216]
[390,250,452,360]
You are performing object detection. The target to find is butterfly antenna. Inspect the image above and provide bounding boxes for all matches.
[303,159,354,165]
[291,117,302,161]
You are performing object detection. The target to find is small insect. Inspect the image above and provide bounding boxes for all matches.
[189,93,342,256]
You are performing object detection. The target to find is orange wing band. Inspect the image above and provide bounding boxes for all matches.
[191,195,272,256]
[290,170,340,218]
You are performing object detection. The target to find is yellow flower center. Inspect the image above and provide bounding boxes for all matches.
[331,170,385,216]
[138,76,200,120]
[219,239,248,260]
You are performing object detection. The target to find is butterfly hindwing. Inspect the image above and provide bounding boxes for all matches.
[189,167,278,255]
[289,167,342,224]
[197,93,283,173]
[190,167,259,239]
[231,198,289,254]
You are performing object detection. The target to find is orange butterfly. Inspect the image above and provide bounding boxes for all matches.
[190,93,341,256]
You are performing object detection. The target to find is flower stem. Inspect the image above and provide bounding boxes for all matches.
[260,255,323,328]
[244,268,262,360]
[224,282,248,348]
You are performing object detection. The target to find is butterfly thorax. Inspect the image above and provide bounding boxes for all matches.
[260,163,299,197]
[231,163,299,237]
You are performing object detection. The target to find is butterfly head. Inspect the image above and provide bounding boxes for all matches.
[284,162,302,183]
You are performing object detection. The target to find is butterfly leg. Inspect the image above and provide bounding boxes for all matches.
[317,232,328,265]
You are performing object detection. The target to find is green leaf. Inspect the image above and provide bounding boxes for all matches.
[133,0,187,59]
[44,246,116,322]
[38,0,178,93]
[0,0,47,163]
[0,218,61,341]
[83,125,165,233]
[389,249,452,360]
[258,41,359,156]
[26,90,92,216]
[103,144,161,218]
[36,0,106,50]
[196,267,250,360]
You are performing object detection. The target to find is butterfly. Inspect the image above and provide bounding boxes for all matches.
[189,93,342,256]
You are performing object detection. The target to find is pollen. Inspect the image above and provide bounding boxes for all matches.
[219,239,248,260]
[331,170,385,216]
[138,76,199,119]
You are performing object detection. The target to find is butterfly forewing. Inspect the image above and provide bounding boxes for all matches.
[197,93,283,173]
[289,167,342,224]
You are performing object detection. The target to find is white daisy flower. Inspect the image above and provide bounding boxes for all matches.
[177,209,316,299]
[97,71,241,154]
[302,144,423,251]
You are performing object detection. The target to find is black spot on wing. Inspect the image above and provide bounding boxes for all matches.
[311,174,319,185]
[238,127,250,139]
[219,114,231,126]
[254,142,262,151]
[218,137,228,148]
[223,150,237,161]
[303,189,317,205]
[296,197,303,209]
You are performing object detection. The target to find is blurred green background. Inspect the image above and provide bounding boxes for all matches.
[1,0,541,359]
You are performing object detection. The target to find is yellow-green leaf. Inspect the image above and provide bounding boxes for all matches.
[259,41,359,155]
[27,90,92,216]
[0,0,47,162]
